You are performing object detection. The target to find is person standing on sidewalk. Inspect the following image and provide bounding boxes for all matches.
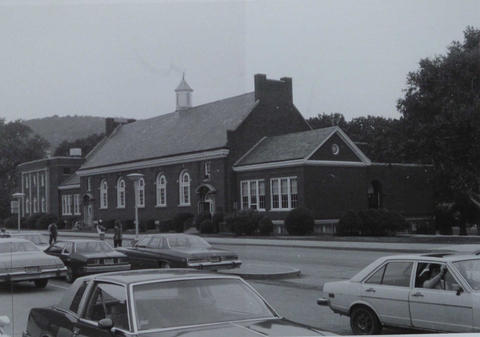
[96,220,106,241]
[113,220,123,247]
[48,222,58,245]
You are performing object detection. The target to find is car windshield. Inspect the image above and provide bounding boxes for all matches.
[15,234,48,245]
[0,241,41,253]
[75,241,114,253]
[452,258,480,290]
[166,236,211,249]
[133,278,275,330]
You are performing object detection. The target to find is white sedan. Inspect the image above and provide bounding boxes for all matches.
[0,238,66,288]
[318,253,480,335]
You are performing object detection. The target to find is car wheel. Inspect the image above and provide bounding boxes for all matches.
[34,279,48,288]
[65,265,76,283]
[160,262,171,269]
[350,306,382,335]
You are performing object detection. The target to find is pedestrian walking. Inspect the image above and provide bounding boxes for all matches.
[48,222,58,245]
[113,220,123,247]
[96,220,106,241]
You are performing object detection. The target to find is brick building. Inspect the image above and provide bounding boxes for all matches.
[17,74,435,233]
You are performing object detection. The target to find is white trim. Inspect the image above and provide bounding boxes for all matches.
[372,163,434,168]
[77,149,229,176]
[234,158,368,172]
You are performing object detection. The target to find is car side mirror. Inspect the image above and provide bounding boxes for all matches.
[98,318,114,330]
[451,283,463,296]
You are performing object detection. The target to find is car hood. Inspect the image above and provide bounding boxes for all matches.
[0,252,61,268]
[138,318,335,337]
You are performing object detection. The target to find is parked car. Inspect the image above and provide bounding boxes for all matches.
[44,239,130,283]
[22,269,336,337]
[116,233,242,270]
[0,231,49,251]
[317,253,480,334]
[0,238,66,288]
[0,316,10,337]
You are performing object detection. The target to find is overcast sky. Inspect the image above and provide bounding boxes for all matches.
[1,0,478,123]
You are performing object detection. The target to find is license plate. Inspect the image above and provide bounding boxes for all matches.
[104,259,114,264]
[25,267,40,273]
[210,257,220,262]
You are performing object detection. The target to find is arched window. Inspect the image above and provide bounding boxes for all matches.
[138,178,145,207]
[117,178,126,208]
[179,170,191,206]
[368,180,383,209]
[100,179,108,209]
[156,174,167,207]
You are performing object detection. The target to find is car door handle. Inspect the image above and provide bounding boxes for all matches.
[365,288,376,293]
[411,292,424,297]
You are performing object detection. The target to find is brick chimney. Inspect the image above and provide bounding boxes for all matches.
[254,74,293,104]
[105,117,136,136]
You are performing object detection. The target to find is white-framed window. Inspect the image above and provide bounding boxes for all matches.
[100,179,108,209]
[156,174,167,207]
[41,196,46,212]
[25,198,30,214]
[204,161,211,180]
[33,196,38,213]
[40,174,45,187]
[74,194,81,215]
[62,195,72,215]
[241,180,266,210]
[87,177,92,191]
[138,178,145,208]
[25,176,29,189]
[179,170,191,206]
[117,178,126,208]
[271,177,298,210]
[32,175,37,187]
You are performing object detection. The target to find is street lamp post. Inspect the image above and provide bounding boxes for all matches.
[12,192,25,233]
[127,173,144,240]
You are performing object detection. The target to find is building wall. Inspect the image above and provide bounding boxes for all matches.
[82,157,228,224]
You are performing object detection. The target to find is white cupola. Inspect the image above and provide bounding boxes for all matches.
[175,74,193,111]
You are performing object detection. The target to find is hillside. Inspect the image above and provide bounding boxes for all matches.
[22,115,106,151]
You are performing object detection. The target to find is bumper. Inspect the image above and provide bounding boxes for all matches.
[82,263,131,275]
[187,260,242,270]
[0,267,67,283]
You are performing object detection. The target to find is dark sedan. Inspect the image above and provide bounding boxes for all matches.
[23,269,336,337]
[116,233,241,270]
[44,239,130,282]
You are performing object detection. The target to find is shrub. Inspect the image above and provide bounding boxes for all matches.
[258,217,274,236]
[284,207,314,236]
[124,219,135,231]
[212,209,225,233]
[56,218,66,230]
[139,220,148,233]
[229,209,262,236]
[337,210,363,236]
[385,211,408,235]
[36,213,59,230]
[3,217,15,229]
[172,212,194,233]
[200,220,215,234]
[26,213,46,229]
[435,203,456,235]
[158,219,172,233]
[195,211,212,230]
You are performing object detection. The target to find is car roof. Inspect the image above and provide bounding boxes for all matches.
[83,268,239,285]
[145,233,195,237]
[56,239,104,243]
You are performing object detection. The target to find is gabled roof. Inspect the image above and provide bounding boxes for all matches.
[59,173,80,188]
[80,93,257,170]
[234,126,371,169]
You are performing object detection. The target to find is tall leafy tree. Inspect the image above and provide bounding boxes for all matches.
[397,26,480,234]
[0,119,50,220]
[53,133,105,157]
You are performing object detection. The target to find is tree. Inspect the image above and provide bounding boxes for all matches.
[307,112,348,130]
[54,133,105,157]
[0,119,50,220]
[397,26,480,234]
